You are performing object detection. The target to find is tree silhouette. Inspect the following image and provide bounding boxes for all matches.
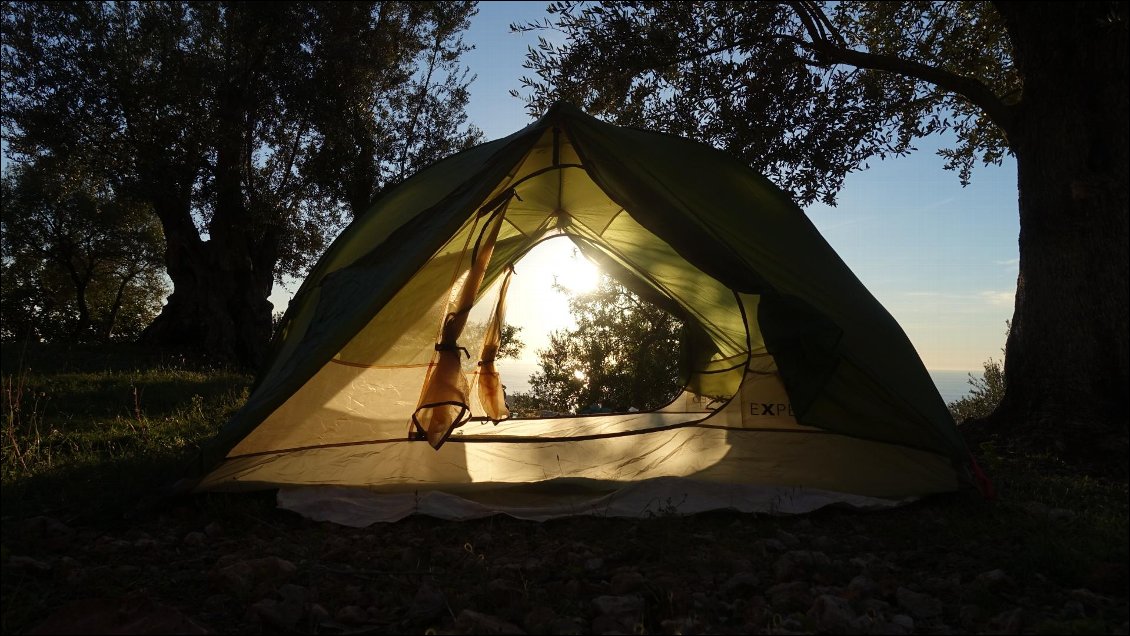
[1,159,167,343]
[526,276,684,414]
[2,1,482,365]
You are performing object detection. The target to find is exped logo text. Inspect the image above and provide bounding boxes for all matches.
[750,402,794,417]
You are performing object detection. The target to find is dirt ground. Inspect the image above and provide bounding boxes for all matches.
[3,475,1128,635]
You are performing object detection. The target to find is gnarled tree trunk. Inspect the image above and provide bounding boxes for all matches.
[139,99,279,368]
[993,3,1129,471]
[140,236,276,368]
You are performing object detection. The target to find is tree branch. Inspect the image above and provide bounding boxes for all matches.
[615,5,1012,138]
[824,43,1010,135]
[786,2,1015,136]
[277,118,308,193]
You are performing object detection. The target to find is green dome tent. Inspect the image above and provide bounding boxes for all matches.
[193,103,986,524]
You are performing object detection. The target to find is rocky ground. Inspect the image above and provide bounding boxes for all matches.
[3,481,1128,635]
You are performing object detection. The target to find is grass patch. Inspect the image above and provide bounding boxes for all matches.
[2,344,251,522]
[968,440,1129,590]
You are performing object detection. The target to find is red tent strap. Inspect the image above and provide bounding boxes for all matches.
[969,455,996,500]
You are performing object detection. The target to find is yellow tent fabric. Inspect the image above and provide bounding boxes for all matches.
[192,103,977,522]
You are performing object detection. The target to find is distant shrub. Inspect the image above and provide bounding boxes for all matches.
[948,322,1008,423]
[948,358,1005,423]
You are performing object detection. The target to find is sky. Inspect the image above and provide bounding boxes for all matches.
[440,2,1019,376]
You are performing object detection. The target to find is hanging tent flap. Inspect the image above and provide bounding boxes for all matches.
[477,268,514,422]
[413,198,511,447]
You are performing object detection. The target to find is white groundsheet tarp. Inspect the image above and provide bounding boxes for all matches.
[277,477,914,526]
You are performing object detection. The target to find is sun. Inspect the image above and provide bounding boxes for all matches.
[555,248,600,294]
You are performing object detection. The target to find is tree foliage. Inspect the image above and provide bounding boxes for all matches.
[948,323,1009,424]
[460,322,525,371]
[496,324,526,362]
[948,357,1005,425]
[526,276,684,414]
[1,1,482,363]
[1,159,167,343]
[512,1,1017,206]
